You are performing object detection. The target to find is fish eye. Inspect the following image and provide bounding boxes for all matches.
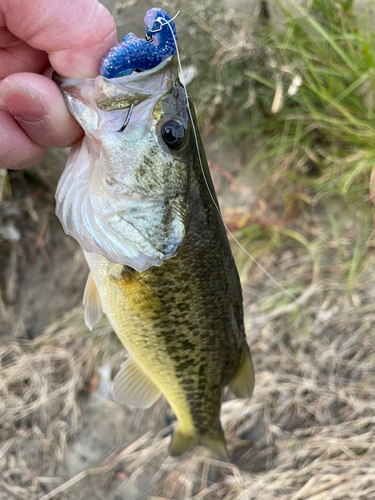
[161,121,185,150]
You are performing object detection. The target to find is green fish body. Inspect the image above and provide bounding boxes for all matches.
[55,57,254,458]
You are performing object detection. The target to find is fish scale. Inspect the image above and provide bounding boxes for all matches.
[55,24,254,458]
[84,128,247,448]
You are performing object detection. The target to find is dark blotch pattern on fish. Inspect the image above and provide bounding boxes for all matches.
[127,122,245,435]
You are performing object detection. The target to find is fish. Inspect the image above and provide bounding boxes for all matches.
[54,48,254,460]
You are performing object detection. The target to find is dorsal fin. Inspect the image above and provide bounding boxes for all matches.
[112,357,161,408]
[83,272,103,330]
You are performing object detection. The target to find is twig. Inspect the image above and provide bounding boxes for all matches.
[254,282,321,322]
[38,431,152,500]
[0,480,30,500]
[5,243,18,303]
[209,161,253,196]
[34,211,50,262]
[0,290,15,326]
[199,459,210,493]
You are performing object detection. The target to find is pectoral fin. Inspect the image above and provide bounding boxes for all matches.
[228,341,255,398]
[114,267,163,318]
[83,273,103,331]
[112,357,161,408]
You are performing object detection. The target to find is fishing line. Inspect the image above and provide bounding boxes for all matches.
[151,15,319,314]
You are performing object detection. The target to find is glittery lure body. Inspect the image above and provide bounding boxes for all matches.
[100,8,177,79]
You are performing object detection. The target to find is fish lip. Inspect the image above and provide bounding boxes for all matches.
[52,55,176,89]
[52,72,82,88]
[53,55,178,113]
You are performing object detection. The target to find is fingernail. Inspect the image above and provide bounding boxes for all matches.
[1,87,46,122]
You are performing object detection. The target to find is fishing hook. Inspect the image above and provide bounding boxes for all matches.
[117,101,134,132]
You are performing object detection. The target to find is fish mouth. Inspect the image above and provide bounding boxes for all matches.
[52,55,175,86]
[55,55,189,271]
[52,56,177,112]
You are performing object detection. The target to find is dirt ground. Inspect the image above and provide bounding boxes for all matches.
[1,1,375,499]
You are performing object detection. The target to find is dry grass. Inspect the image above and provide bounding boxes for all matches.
[1,152,375,500]
[0,310,122,500]
[132,264,375,499]
[1,248,375,499]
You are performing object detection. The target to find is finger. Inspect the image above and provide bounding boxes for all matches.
[0,108,47,170]
[1,0,117,78]
[0,26,22,47]
[0,73,83,148]
[0,43,49,79]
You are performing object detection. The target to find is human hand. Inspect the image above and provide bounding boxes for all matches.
[0,0,116,169]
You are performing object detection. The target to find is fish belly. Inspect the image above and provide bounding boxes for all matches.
[84,250,199,435]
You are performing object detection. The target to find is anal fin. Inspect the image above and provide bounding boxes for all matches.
[228,341,255,398]
[83,272,103,331]
[112,357,161,408]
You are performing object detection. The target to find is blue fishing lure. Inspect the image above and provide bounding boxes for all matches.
[100,8,177,79]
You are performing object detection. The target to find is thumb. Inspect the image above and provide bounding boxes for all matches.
[0,73,83,149]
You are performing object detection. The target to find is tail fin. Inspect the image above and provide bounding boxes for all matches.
[169,428,228,460]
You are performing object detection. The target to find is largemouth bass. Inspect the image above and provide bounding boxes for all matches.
[55,55,254,459]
